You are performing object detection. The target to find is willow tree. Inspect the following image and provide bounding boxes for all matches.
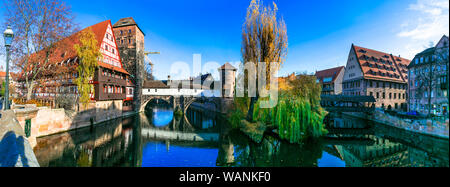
[74,28,102,107]
[241,0,288,122]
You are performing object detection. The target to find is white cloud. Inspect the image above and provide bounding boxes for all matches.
[398,0,449,40]
[396,0,449,59]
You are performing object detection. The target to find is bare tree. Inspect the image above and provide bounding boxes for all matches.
[2,0,77,101]
[241,0,288,122]
[415,41,449,116]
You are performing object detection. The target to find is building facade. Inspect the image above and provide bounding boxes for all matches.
[342,45,410,111]
[112,17,146,111]
[315,66,345,95]
[15,20,130,112]
[408,35,449,116]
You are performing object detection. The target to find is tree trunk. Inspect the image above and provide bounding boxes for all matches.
[26,81,35,101]
[246,95,258,122]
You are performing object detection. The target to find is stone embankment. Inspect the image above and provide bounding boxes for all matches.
[0,110,40,167]
[11,104,137,149]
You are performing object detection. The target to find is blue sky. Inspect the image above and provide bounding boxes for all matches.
[1,0,449,80]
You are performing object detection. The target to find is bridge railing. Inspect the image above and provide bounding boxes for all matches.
[143,88,222,97]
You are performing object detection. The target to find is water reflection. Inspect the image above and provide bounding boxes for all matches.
[34,104,449,167]
[145,101,174,127]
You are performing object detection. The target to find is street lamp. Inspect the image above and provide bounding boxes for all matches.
[3,25,14,110]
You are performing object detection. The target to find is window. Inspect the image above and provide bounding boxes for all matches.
[323,77,333,83]
[120,30,123,35]
[376,92,379,99]
[105,45,108,51]
[129,29,131,33]
[129,39,131,44]
[112,49,115,54]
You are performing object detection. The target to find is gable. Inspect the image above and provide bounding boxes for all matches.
[99,23,122,68]
[342,46,364,82]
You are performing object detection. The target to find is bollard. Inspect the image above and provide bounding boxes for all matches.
[25,119,31,138]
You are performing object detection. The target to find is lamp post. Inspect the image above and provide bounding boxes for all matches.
[3,26,14,110]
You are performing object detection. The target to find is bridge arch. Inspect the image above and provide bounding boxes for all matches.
[181,96,221,114]
[140,95,175,112]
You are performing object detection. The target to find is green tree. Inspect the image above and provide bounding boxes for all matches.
[1,81,5,97]
[74,28,102,107]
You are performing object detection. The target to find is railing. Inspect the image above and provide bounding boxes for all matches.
[142,88,221,97]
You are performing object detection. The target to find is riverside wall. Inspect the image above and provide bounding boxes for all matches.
[11,100,137,149]
[0,110,40,167]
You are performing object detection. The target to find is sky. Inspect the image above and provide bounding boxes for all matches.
[0,0,449,80]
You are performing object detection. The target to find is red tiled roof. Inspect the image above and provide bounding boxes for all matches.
[352,45,409,83]
[315,66,345,83]
[27,20,128,75]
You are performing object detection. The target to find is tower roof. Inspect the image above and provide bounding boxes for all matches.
[219,62,237,70]
[113,17,145,36]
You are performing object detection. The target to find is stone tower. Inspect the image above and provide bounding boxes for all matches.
[112,17,145,112]
[218,62,237,98]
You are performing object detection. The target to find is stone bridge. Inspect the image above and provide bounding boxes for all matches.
[139,62,237,114]
[140,85,234,115]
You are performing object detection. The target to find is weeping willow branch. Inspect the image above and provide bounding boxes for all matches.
[74,28,102,107]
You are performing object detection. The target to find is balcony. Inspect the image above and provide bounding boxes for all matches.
[98,93,126,101]
[322,87,334,92]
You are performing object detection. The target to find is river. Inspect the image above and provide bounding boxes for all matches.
[33,102,449,167]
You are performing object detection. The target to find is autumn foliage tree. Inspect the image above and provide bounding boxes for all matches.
[2,0,77,100]
[74,28,102,107]
[241,0,288,122]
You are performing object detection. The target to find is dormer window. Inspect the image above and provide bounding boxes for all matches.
[358,49,367,53]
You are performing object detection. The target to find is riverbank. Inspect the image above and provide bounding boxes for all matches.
[10,104,140,149]
[344,111,449,140]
